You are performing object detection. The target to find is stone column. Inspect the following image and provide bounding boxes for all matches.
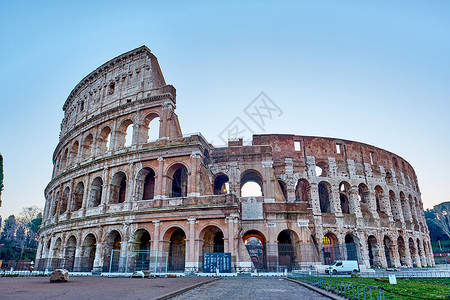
[188,153,200,197]
[186,218,197,272]
[155,157,165,199]
[309,183,320,215]
[152,220,161,252]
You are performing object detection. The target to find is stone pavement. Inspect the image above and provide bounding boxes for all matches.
[171,278,332,300]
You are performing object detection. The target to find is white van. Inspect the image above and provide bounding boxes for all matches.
[325,260,360,275]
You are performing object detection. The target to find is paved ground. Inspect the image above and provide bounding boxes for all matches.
[0,276,212,300]
[172,278,331,300]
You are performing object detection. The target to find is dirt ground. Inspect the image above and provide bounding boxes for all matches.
[0,276,213,300]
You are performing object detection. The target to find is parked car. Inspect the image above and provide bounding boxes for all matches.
[325,260,360,275]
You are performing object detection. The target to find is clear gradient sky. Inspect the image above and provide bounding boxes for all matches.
[0,0,449,219]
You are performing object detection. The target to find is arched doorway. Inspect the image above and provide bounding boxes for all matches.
[277,230,299,270]
[130,229,151,272]
[318,182,331,213]
[64,236,76,271]
[200,226,224,272]
[409,237,417,267]
[213,174,229,195]
[103,230,121,272]
[345,234,357,261]
[323,233,339,265]
[169,165,188,197]
[397,236,407,266]
[243,231,267,271]
[81,234,96,272]
[384,236,393,268]
[166,228,186,272]
[51,238,63,270]
[367,235,379,268]
[240,170,264,197]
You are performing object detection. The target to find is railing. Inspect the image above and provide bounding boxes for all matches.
[296,276,385,300]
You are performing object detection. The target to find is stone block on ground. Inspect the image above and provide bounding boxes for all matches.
[50,269,69,282]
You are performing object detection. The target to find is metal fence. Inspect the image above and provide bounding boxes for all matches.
[106,249,168,275]
[295,276,385,300]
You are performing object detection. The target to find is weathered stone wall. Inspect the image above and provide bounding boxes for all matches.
[37,46,433,273]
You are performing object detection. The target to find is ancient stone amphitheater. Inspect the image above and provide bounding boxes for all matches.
[36,46,433,273]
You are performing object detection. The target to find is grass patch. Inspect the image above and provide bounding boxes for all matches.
[293,277,450,300]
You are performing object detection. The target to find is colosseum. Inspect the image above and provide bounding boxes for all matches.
[36,46,434,274]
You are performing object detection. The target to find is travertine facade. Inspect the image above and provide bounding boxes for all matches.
[36,46,433,273]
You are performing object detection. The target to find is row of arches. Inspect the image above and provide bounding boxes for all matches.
[47,164,187,218]
[55,114,160,175]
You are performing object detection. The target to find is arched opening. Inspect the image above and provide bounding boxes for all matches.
[213,174,229,195]
[98,127,111,153]
[81,134,93,161]
[170,165,188,198]
[374,186,383,212]
[130,229,151,271]
[243,230,267,271]
[344,234,357,261]
[277,230,299,270]
[384,236,393,268]
[397,236,407,266]
[166,228,186,272]
[400,192,409,221]
[278,180,287,201]
[367,235,379,268]
[389,190,401,224]
[200,226,224,272]
[61,148,69,171]
[117,119,133,148]
[103,230,122,272]
[88,177,103,207]
[295,179,311,203]
[318,182,331,213]
[81,234,96,272]
[72,182,84,211]
[60,187,70,214]
[385,171,393,184]
[64,236,76,271]
[339,182,351,214]
[409,195,417,222]
[409,237,417,267]
[240,170,263,197]
[51,238,63,270]
[358,183,369,213]
[70,141,79,166]
[323,233,339,265]
[142,168,156,200]
[315,161,328,177]
[52,192,59,216]
[141,114,160,143]
[110,172,127,204]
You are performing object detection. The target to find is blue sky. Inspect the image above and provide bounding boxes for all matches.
[0,0,449,218]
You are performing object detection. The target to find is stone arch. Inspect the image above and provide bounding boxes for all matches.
[213,173,229,195]
[61,148,69,170]
[110,172,127,204]
[277,229,300,270]
[60,186,70,214]
[318,181,332,213]
[103,230,122,272]
[88,177,103,207]
[295,179,311,203]
[51,237,63,270]
[141,112,160,143]
[64,235,77,271]
[339,181,351,214]
[97,126,112,153]
[81,233,97,272]
[358,183,370,212]
[315,161,328,177]
[81,134,93,161]
[409,237,417,267]
[72,181,84,211]
[166,163,188,198]
[243,230,267,270]
[136,167,156,200]
[384,235,393,268]
[397,236,407,266]
[323,232,339,264]
[70,141,79,166]
[389,190,400,221]
[116,119,134,148]
[367,235,380,268]
[131,229,152,251]
[344,233,358,261]
[240,169,264,197]
[374,185,383,211]
[162,227,186,272]
[400,191,409,221]
[52,191,60,216]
